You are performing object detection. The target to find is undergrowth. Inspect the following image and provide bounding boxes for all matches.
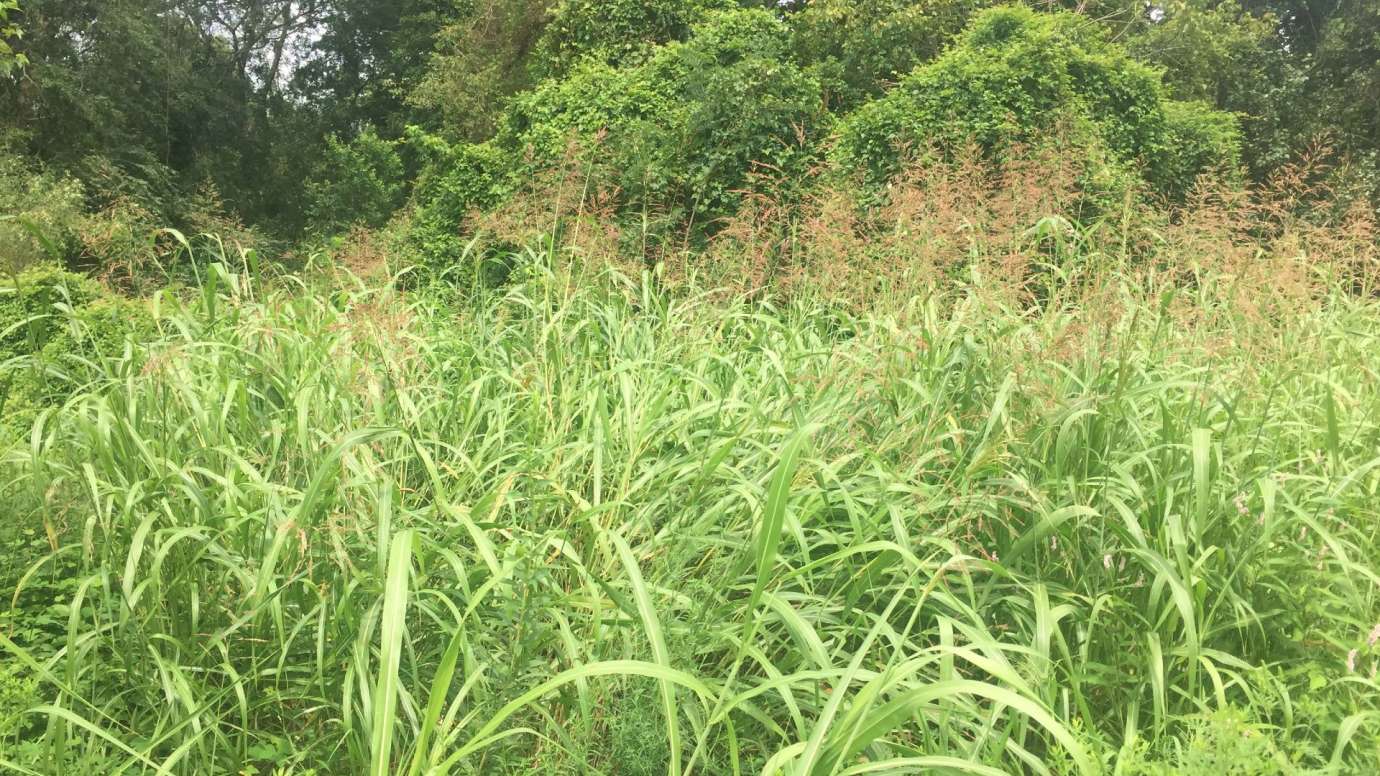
[1,226,1379,773]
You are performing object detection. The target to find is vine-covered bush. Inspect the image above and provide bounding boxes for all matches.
[305,127,406,233]
[501,8,828,234]
[407,3,1251,276]
[0,264,153,439]
[791,0,981,111]
[1153,100,1244,202]
[835,6,1241,201]
[0,152,86,273]
[408,6,831,270]
[532,0,733,78]
[403,132,508,269]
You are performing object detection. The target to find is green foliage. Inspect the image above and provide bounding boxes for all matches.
[0,263,102,364]
[1,2,228,213]
[409,0,551,142]
[3,246,1380,772]
[1130,2,1279,107]
[1153,100,1244,201]
[294,1,467,138]
[406,5,830,271]
[499,7,827,236]
[0,263,151,439]
[403,130,507,269]
[4,0,1379,253]
[533,0,733,78]
[0,0,25,76]
[0,1,459,236]
[1310,0,1380,211]
[0,151,85,272]
[1124,708,1293,775]
[5,0,1378,254]
[835,6,1241,201]
[10,2,1380,772]
[0,662,38,741]
[790,0,981,111]
[1126,1,1297,181]
[605,680,670,775]
[306,127,406,233]
[1,150,264,287]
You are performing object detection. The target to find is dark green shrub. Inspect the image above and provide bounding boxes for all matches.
[0,264,153,439]
[1311,0,1380,214]
[533,0,733,78]
[834,5,1241,202]
[409,0,550,143]
[0,152,86,273]
[3,150,268,283]
[500,7,828,235]
[403,130,508,270]
[790,0,981,111]
[306,126,406,233]
[1152,100,1244,201]
[70,153,182,221]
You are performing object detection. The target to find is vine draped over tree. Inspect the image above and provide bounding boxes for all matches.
[0,0,1376,242]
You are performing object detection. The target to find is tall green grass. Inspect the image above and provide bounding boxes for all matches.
[2,250,1379,774]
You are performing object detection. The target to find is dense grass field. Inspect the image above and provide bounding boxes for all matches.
[3,247,1380,774]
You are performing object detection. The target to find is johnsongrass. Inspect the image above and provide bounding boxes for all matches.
[2,250,1379,774]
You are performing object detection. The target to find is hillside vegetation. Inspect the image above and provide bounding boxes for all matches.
[3,1,1380,775]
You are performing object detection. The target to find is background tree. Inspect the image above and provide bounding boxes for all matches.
[305,126,405,232]
[790,0,980,111]
[3,0,1379,246]
[0,0,25,75]
[409,0,552,143]
[530,0,734,79]
[836,6,1240,201]
[1308,0,1380,204]
[290,0,464,137]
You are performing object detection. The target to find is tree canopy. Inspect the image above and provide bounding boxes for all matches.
[0,0,1376,251]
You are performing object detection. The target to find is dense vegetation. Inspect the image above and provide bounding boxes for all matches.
[3,1,1380,774]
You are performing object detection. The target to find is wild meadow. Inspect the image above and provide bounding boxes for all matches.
[4,190,1380,773]
[4,1,1380,774]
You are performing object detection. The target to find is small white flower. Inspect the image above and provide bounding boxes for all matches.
[1103,553,1113,570]
[1347,648,1359,673]
[1368,623,1380,647]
